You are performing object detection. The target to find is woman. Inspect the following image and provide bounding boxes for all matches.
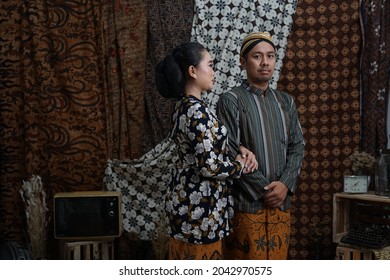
[155,42,258,260]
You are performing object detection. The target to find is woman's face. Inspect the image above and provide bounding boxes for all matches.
[194,50,215,91]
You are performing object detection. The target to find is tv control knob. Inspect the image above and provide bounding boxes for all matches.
[109,210,114,217]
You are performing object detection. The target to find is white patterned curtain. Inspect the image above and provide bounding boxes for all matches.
[191,0,298,111]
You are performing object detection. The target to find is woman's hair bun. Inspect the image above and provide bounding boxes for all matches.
[155,54,184,99]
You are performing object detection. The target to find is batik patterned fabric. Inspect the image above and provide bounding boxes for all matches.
[167,238,223,260]
[277,0,361,259]
[190,0,298,111]
[142,0,195,153]
[224,208,291,259]
[104,137,179,240]
[166,96,243,244]
[360,0,390,154]
[104,95,243,242]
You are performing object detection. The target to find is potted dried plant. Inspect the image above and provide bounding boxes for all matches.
[349,151,376,176]
[349,151,376,190]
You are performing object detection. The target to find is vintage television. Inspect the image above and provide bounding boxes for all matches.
[54,191,122,240]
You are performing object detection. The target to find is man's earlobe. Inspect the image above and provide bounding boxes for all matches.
[240,57,246,68]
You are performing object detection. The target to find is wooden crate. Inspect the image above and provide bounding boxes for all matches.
[335,244,375,260]
[60,240,115,260]
[335,244,390,260]
[332,192,390,243]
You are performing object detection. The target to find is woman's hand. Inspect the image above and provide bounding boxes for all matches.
[236,146,258,173]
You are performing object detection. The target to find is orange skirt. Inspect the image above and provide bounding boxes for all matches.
[224,208,291,260]
[167,238,223,260]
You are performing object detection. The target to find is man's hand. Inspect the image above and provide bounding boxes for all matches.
[264,181,288,208]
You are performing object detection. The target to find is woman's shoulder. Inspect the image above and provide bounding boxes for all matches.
[177,96,209,115]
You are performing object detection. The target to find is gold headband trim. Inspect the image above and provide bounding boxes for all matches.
[240,31,274,56]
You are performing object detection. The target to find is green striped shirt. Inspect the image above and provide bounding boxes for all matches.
[216,82,305,212]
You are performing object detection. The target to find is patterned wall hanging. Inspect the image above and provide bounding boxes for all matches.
[190,0,298,111]
[277,0,361,259]
[360,0,390,154]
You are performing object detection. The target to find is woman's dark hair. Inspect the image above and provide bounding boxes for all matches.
[155,42,206,99]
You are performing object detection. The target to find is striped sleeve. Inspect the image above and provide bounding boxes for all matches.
[278,96,305,194]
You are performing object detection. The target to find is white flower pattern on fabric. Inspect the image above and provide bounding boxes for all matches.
[165,96,243,244]
[191,0,298,111]
[103,133,179,240]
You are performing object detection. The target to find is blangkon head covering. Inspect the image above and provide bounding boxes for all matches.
[240,31,275,57]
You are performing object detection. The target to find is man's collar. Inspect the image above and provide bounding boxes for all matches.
[243,80,268,96]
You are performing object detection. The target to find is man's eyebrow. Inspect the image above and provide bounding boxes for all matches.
[251,50,276,55]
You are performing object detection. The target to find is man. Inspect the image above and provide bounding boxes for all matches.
[216,31,305,260]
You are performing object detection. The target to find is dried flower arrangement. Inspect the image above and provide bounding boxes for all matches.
[348,151,376,175]
[19,175,49,259]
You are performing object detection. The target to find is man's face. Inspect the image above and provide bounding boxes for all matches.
[240,41,276,90]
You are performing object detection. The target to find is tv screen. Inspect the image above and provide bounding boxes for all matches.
[54,191,121,239]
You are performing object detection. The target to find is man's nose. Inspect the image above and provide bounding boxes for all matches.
[261,58,269,66]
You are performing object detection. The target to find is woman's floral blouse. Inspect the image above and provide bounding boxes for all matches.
[165,95,243,244]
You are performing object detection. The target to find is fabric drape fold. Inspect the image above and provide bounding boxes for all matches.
[360,0,390,154]
[101,0,147,159]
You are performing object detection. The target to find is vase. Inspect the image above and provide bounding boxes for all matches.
[375,152,390,196]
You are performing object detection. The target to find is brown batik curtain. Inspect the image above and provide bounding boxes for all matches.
[0,0,107,250]
[141,0,195,153]
[0,0,147,259]
[102,0,147,160]
[360,0,390,155]
[278,0,361,259]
